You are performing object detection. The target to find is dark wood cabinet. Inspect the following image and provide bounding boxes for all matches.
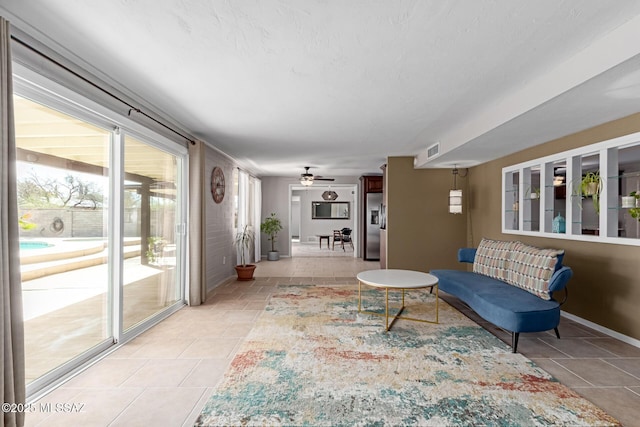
[364,176,383,193]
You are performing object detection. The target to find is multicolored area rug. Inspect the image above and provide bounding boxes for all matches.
[195,284,620,426]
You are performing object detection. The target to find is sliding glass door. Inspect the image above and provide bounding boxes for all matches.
[14,72,187,396]
[122,135,183,331]
[15,95,113,386]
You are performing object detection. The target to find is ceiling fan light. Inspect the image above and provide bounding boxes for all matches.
[300,178,313,186]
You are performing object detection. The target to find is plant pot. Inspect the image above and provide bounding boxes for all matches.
[235,264,256,281]
[583,182,598,196]
[267,251,280,261]
[621,196,636,208]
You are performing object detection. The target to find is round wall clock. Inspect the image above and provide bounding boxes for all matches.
[211,166,225,203]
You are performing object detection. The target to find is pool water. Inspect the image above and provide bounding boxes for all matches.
[19,241,53,250]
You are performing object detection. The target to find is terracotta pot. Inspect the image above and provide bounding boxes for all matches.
[235,264,256,281]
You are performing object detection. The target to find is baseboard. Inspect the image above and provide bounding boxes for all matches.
[561,310,640,349]
[206,275,236,297]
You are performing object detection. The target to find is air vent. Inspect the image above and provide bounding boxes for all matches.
[427,143,440,159]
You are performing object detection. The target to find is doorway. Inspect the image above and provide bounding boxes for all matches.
[289,184,358,257]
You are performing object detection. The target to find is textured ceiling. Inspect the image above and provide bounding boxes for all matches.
[2,1,640,179]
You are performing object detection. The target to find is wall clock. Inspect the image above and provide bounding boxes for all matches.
[211,166,225,203]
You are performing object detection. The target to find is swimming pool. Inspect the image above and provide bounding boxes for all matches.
[19,241,54,250]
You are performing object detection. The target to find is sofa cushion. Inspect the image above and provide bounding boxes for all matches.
[472,238,517,282]
[506,242,564,300]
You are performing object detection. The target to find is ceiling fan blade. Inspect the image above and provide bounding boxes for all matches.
[299,167,334,183]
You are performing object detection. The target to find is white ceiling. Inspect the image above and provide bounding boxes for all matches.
[2,1,640,179]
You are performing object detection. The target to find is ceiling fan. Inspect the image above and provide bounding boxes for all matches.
[300,166,335,186]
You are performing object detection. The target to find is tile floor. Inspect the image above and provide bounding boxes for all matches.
[24,256,640,426]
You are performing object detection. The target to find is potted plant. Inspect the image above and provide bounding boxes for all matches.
[629,191,640,221]
[525,186,540,200]
[578,171,602,214]
[581,171,601,196]
[260,212,283,261]
[145,236,165,265]
[234,225,256,280]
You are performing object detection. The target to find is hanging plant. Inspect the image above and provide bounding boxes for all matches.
[571,171,602,214]
[581,171,601,196]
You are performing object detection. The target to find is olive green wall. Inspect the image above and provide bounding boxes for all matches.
[469,112,640,341]
[386,157,468,272]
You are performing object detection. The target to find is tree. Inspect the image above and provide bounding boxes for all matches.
[17,172,104,209]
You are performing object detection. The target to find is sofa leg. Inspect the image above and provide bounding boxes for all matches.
[554,327,560,339]
[512,332,519,353]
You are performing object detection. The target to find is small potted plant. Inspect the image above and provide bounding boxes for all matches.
[579,171,602,214]
[525,186,540,200]
[260,212,283,261]
[145,236,165,265]
[629,191,640,221]
[581,171,601,196]
[621,192,636,208]
[234,225,256,280]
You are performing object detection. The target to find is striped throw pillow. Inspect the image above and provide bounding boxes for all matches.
[472,238,518,282]
[507,243,564,300]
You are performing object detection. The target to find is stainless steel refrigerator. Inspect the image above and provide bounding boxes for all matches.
[364,192,383,260]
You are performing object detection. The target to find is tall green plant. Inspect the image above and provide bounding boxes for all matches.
[234,225,254,266]
[260,213,283,252]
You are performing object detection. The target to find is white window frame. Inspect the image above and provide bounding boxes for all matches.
[502,130,640,246]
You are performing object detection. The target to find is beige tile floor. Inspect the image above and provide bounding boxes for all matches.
[25,256,640,426]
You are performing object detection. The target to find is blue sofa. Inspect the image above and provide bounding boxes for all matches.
[430,241,573,353]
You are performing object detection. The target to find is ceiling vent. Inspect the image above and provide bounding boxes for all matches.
[427,142,440,159]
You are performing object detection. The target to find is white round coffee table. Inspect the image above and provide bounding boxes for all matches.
[356,269,439,331]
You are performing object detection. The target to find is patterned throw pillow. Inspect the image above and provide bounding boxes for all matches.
[472,238,518,282]
[507,242,564,300]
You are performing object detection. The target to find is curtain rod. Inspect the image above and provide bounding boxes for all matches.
[10,34,196,145]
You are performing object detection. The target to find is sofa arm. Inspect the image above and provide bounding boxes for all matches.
[549,266,573,294]
[458,248,477,264]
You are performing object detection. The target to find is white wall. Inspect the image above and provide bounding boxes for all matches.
[296,188,355,243]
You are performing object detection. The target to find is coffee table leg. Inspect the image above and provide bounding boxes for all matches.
[385,288,406,332]
[435,284,439,324]
[385,288,389,330]
[358,283,411,331]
